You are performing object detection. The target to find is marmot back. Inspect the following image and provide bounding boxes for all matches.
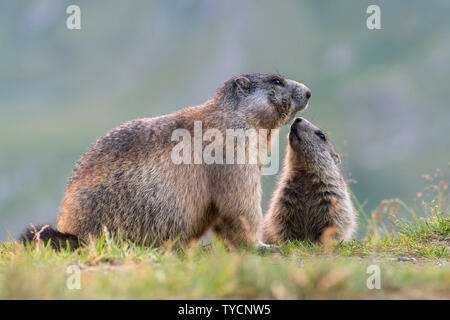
[262,117,356,243]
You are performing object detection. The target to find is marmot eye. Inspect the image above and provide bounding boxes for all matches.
[271,78,283,86]
[315,131,326,141]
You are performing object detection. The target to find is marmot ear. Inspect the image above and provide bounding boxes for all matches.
[234,76,251,96]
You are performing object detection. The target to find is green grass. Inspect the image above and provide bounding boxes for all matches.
[0,189,448,299]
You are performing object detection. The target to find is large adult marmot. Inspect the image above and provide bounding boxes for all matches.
[262,117,356,243]
[21,73,311,249]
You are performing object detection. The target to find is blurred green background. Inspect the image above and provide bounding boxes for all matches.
[1,0,449,241]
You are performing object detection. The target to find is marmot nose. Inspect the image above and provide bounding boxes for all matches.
[306,90,311,99]
[294,117,302,124]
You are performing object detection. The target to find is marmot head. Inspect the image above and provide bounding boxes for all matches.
[215,73,311,129]
[288,117,341,172]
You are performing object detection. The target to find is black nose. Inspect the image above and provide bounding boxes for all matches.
[306,90,311,99]
[294,118,302,124]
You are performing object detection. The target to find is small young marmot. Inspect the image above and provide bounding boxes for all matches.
[262,117,356,243]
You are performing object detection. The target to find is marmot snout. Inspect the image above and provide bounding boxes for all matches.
[262,117,357,243]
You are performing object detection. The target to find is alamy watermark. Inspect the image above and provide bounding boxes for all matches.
[66,5,81,30]
[66,5,381,31]
[170,121,279,175]
[366,5,381,30]
[66,265,81,290]
[366,264,381,290]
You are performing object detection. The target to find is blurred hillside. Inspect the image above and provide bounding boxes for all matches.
[1,0,449,241]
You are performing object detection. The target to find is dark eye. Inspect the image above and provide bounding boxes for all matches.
[271,78,283,86]
[315,131,326,141]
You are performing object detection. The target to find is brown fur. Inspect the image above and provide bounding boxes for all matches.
[30,73,311,249]
[262,117,356,244]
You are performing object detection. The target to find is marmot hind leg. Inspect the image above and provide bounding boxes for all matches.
[212,216,257,248]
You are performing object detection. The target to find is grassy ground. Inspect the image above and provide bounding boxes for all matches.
[0,182,448,299]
